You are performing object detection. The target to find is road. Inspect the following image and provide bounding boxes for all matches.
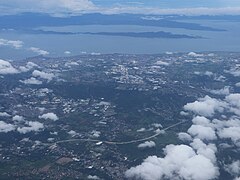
[49,120,187,146]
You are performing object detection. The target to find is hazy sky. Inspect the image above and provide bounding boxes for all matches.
[93,0,240,8]
[0,0,240,15]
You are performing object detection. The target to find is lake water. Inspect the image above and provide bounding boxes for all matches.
[0,20,240,60]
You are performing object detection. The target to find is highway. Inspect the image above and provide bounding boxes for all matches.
[50,120,187,146]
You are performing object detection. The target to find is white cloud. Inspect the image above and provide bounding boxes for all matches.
[68,130,78,136]
[102,6,240,16]
[64,51,71,55]
[91,130,101,138]
[192,116,211,126]
[190,138,217,163]
[218,127,240,145]
[87,175,100,180]
[210,86,230,95]
[188,52,203,57]
[19,61,39,72]
[0,112,11,117]
[180,111,189,116]
[204,71,214,77]
[155,60,169,66]
[184,96,226,117]
[39,112,59,121]
[225,93,240,108]
[137,128,146,132]
[12,115,24,122]
[32,70,55,81]
[20,77,42,85]
[179,154,218,180]
[236,82,240,87]
[0,38,23,49]
[178,132,192,142]
[138,141,156,149]
[225,94,240,116]
[152,123,162,128]
[225,67,240,77]
[0,59,19,74]
[0,121,15,132]
[188,125,217,141]
[29,47,49,55]
[17,121,44,134]
[0,0,96,15]
[65,61,79,67]
[125,144,219,180]
[225,160,240,177]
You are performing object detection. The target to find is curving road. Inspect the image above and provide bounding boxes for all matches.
[48,120,187,146]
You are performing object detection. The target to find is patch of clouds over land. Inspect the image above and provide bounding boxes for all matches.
[20,77,42,85]
[126,144,219,180]
[0,121,15,133]
[32,70,55,81]
[0,38,50,56]
[126,90,240,180]
[0,38,23,49]
[39,113,59,121]
[184,95,226,117]
[29,47,49,56]
[138,141,156,149]
[17,121,44,134]
[0,59,19,74]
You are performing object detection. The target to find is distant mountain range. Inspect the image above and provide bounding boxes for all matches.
[0,12,233,31]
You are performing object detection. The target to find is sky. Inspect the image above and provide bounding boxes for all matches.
[0,0,240,16]
[93,0,240,8]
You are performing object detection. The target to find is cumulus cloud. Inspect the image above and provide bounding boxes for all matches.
[225,93,240,116]
[64,51,71,55]
[190,138,217,163]
[188,52,203,57]
[19,61,39,72]
[0,112,11,117]
[225,160,240,177]
[138,141,156,149]
[209,86,230,95]
[39,112,59,121]
[0,38,23,49]
[184,96,226,117]
[91,130,101,138]
[178,132,192,142]
[204,71,214,77]
[87,175,100,180]
[225,67,240,77]
[68,130,78,136]
[218,127,240,145]
[0,121,15,132]
[12,115,24,122]
[0,59,19,74]
[155,60,169,66]
[29,47,49,55]
[192,116,211,126]
[17,121,44,134]
[188,125,217,141]
[125,144,219,180]
[20,77,42,85]
[65,61,79,67]
[225,93,240,107]
[235,82,240,87]
[32,70,55,81]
